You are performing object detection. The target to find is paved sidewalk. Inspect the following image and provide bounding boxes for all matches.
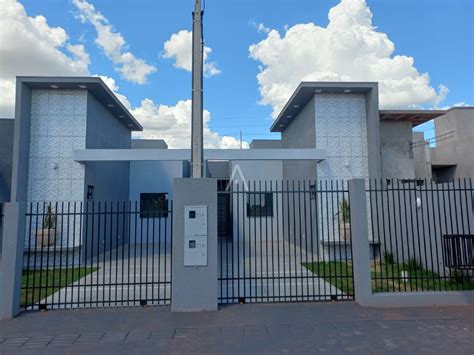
[0,302,472,354]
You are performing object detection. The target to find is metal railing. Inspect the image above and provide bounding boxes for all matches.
[367,179,474,293]
[21,200,172,311]
[218,180,354,304]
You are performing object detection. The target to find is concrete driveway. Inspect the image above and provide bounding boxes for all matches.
[218,239,348,303]
[38,243,172,309]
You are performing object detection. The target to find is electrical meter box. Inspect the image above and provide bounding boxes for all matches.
[184,206,207,266]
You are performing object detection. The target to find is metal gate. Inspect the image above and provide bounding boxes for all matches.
[21,200,172,311]
[218,180,354,303]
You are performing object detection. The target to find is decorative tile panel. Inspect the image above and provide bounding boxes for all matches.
[27,89,87,205]
[26,90,89,249]
[314,93,370,242]
[314,93,369,180]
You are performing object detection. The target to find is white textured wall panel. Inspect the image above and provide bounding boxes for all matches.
[315,94,369,180]
[28,89,87,203]
[26,89,87,248]
[314,94,371,242]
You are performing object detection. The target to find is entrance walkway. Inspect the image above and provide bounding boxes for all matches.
[218,239,349,303]
[37,243,171,309]
[1,303,472,354]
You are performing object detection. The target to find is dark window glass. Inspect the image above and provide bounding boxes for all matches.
[246,192,273,217]
[140,193,168,218]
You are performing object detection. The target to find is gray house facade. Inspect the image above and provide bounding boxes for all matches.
[2,76,471,265]
[413,107,474,182]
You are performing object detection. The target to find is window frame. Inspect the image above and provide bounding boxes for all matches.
[140,192,169,218]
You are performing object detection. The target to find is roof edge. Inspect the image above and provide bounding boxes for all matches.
[271,81,378,132]
[17,76,142,131]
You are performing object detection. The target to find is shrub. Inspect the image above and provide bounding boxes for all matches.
[383,251,394,264]
[407,257,423,271]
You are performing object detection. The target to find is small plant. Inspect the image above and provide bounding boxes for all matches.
[383,251,395,265]
[337,198,350,224]
[43,205,56,229]
[407,257,423,271]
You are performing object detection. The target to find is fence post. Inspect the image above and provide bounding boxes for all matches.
[0,202,26,319]
[348,179,372,305]
[171,178,218,312]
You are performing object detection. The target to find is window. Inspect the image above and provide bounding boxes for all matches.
[246,192,273,217]
[140,193,168,218]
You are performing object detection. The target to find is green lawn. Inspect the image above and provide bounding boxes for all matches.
[303,261,354,295]
[303,261,474,294]
[370,260,474,292]
[21,267,97,307]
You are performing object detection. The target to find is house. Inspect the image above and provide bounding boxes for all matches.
[3,76,472,264]
[412,107,474,182]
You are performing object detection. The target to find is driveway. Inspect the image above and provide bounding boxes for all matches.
[39,243,171,309]
[218,239,347,303]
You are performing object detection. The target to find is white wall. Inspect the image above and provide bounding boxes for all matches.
[315,93,369,180]
[229,161,284,242]
[27,89,87,203]
[314,93,370,241]
[25,89,87,248]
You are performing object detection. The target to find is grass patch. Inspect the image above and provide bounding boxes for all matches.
[21,267,97,307]
[370,260,474,292]
[303,260,474,293]
[303,261,354,295]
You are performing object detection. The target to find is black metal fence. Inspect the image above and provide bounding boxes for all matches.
[21,200,172,311]
[218,180,354,304]
[367,179,474,292]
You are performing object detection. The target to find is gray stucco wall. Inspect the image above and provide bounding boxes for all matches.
[0,119,14,203]
[281,96,317,181]
[412,132,432,179]
[131,139,168,149]
[10,81,32,203]
[431,108,474,178]
[380,120,415,178]
[370,180,473,277]
[172,178,218,311]
[249,140,282,149]
[366,87,382,178]
[82,93,132,256]
[84,92,131,202]
[129,161,184,244]
[207,161,229,178]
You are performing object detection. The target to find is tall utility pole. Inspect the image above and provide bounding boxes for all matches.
[191,0,204,178]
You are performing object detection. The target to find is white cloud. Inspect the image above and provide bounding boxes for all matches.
[163,30,220,77]
[249,0,448,117]
[132,99,248,149]
[93,74,132,110]
[0,0,90,117]
[436,101,472,110]
[72,0,156,84]
[97,75,246,149]
[249,20,271,34]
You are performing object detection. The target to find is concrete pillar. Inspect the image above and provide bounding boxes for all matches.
[171,178,218,311]
[0,203,26,319]
[348,179,372,305]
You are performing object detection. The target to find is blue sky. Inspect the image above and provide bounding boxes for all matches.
[2,0,473,146]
